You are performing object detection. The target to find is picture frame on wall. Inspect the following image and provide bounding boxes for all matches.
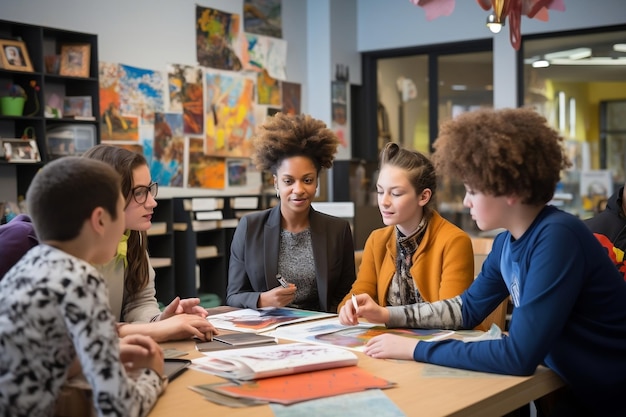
[2,139,41,163]
[59,43,91,77]
[0,39,34,72]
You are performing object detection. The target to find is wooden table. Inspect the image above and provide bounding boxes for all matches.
[149,337,564,417]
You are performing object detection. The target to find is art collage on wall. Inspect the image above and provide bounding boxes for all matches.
[98,0,299,191]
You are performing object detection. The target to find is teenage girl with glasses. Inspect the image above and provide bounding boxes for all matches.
[83,144,217,342]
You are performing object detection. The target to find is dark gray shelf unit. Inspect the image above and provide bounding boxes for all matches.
[148,198,175,305]
[172,196,259,304]
[0,19,100,200]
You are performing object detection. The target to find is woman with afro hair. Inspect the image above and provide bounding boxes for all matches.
[226,113,356,313]
[352,108,626,417]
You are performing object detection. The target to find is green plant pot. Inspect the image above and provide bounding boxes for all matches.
[0,96,26,116]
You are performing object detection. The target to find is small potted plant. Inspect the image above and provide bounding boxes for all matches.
[0,83,27,116]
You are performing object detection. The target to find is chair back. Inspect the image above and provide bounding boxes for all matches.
[471,237,508,331]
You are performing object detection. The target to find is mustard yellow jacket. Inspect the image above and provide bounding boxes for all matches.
[339,211,474,310]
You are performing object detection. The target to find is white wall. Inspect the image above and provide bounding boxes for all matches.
[0,0,310,111]
[5,0,619,120]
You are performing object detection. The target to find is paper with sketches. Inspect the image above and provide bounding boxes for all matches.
[191,342,357,380]
[207,307,335,333]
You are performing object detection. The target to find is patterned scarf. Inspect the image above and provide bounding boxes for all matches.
[387,211,431,306]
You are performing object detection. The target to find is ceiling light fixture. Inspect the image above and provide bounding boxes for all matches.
[486,13,505,34]
[544,47,592,61]
[532,59,550,68]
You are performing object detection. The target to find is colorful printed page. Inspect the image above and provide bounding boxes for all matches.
[267,317,453,351]
[207,307,335,333]
[191,366,395,405]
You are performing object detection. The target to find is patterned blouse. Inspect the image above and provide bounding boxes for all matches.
[0,244,164,417]
[278,228,319,310]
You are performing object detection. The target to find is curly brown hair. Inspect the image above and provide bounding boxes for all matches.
[432,108,571,205]
[252,113,339,174]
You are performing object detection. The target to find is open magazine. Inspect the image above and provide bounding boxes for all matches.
[267,317,454,351]
[207,307,335,333]
[191,343,358,381]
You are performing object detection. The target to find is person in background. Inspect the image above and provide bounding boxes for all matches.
[82,144,216,342]
[351,108,626,417]
[0,157,166,416]
[0,214,38,278]
[584,184,626,280]
[338,142,474,323]
[227,112,356,313]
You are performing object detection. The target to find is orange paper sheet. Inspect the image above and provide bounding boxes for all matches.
[211,366,395,405]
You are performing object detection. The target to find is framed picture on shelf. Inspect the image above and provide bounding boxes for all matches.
[2,139,41,163]
[63,96,93,119]
[59,43,91,77]
[0,39,34,72]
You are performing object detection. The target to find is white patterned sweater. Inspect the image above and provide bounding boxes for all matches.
[0,244,163,417]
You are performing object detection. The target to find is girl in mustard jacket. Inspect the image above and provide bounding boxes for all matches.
[338,142,473,324]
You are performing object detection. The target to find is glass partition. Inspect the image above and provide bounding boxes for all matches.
[522,25,626,218]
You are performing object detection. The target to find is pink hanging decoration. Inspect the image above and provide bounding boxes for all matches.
[409,0,456,21]
[409,0,565,49]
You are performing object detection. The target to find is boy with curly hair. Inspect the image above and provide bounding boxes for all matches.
[352,108,626,417]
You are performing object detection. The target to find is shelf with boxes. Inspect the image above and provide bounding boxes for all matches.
[147,197,175,305]
[0,19,99,202]
[172,195,261,304]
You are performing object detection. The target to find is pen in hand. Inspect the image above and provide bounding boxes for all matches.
[277,274,289,288]
[351,293,359,314]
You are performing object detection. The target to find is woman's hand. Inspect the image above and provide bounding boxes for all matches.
[159,296,208,320]
[119,334,164,375]
[118,314,218,343]
[258,284,297,308]
[363,334,418,360]
[150,314,218,342]
[338,293,390,325]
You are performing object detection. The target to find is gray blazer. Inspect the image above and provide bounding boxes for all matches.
[226,204,356,313]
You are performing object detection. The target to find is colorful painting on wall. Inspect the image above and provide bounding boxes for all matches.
[98,62,130,141]
[196,5,242,71]
[281,81,301,115]
[227,159,248,187]
[242,33,287,80]
[205,70,256,157]
[118,64,165,126]
[167,64,205,135]
[243,0,282,39]
[151,112,184,187]
[188,137,226,189]
[257,69,281,106]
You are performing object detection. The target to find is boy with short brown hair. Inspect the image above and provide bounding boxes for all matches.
[0,157,166,417]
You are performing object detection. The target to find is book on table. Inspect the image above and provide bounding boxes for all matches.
[191,342,358,381]
[207,306,335,334]
[195,333,278,352]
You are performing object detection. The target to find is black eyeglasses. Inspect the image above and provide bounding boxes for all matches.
[131,182,158,205]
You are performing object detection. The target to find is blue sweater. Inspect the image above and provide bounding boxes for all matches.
[414,206,626,416]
